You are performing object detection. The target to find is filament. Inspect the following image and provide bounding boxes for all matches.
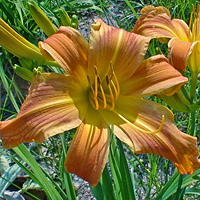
[106,75,115,110]
[97,77,107,109]
[113,109,165,134]
[87,64,120,110]
[87,75,99,110]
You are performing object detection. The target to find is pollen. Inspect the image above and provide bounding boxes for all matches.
[87,62,120,111]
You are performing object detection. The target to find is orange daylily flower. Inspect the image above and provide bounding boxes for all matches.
[0,19,199,187]
[132,5,200,74]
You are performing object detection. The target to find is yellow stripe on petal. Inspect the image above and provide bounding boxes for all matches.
[0,73,88,148]
[100,97,199,175]
[120,55,188,97]
[88,19,151,83]
[65,108,110,187]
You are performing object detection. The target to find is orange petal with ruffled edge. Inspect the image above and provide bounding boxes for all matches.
[88,19,151,82]
[100,96,200,175]
[39,26,89,80]
[65,106,110,187]
[0,73,88,148]
[168,38,192,71]
[120,55,188,97]
[132,5,189,42]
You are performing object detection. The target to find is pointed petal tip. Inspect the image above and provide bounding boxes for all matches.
[65,161,100,187]
[174,157,200,175]
[64,119,110,188]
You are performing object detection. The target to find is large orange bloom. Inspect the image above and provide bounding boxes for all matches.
[132,5,200,74]
[0,19,199,187]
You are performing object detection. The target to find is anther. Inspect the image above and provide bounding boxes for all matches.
[106,75,110,85]
[94,65,98,75]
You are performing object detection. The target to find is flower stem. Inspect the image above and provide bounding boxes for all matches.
[190,73,198,101]
[190,110,196,137]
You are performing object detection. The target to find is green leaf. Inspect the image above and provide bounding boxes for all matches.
[185,188,200,195]
[0,164,22,196]
[117,139,137,200]
[0,59,20,113]
[13,144,64,200]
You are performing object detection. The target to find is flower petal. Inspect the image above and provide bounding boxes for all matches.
[132,6,189,42]
[0,73,88,148]
[88,19,151,82]
[101,96,200,175]
[65,106,110,187]
[39,26,89,80]
[168,38,192,71]
[100,96,174,150]
[188,41,200,74]
[120,55,188,97]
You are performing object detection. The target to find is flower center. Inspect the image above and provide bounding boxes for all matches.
[87,63,120,111]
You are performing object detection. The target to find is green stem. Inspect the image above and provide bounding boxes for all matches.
[60,133,76,200]
[190,110,196,137]
[44,60,61,68]
[181,86,192,104]
[190,73,198,101]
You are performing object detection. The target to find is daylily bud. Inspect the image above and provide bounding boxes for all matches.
[27,1,57,36]
[0,18,45,64]
[71,15,79,29]
[161,92,190,113]
[13,65,34,82]
[58,8,71,26]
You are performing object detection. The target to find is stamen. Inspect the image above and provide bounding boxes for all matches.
[97,77,107,109]
[112,72,120,98]
[94,66,98,97]
[106,75,115,110]
[87,64,120,111]
[109,62,120,98]
[87,75,99,110]
[110,80,118,99]
[113,110,165,134]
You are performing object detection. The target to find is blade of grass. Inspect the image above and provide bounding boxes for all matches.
[0,163,22,196]
[91,164,116,200]
[101,164,117,200]
[13,144,64,200]
[155,168,200,199]
[109,132,123,200]
[60,133,76,200]
[91,182,105,200]
[0,59,19,113]
[117,138,137,200]
[123,0,138,19]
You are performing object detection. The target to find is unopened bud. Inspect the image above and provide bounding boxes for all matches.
[28,1,57,36]
[13,65,34,82]
[58,8,71,26]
